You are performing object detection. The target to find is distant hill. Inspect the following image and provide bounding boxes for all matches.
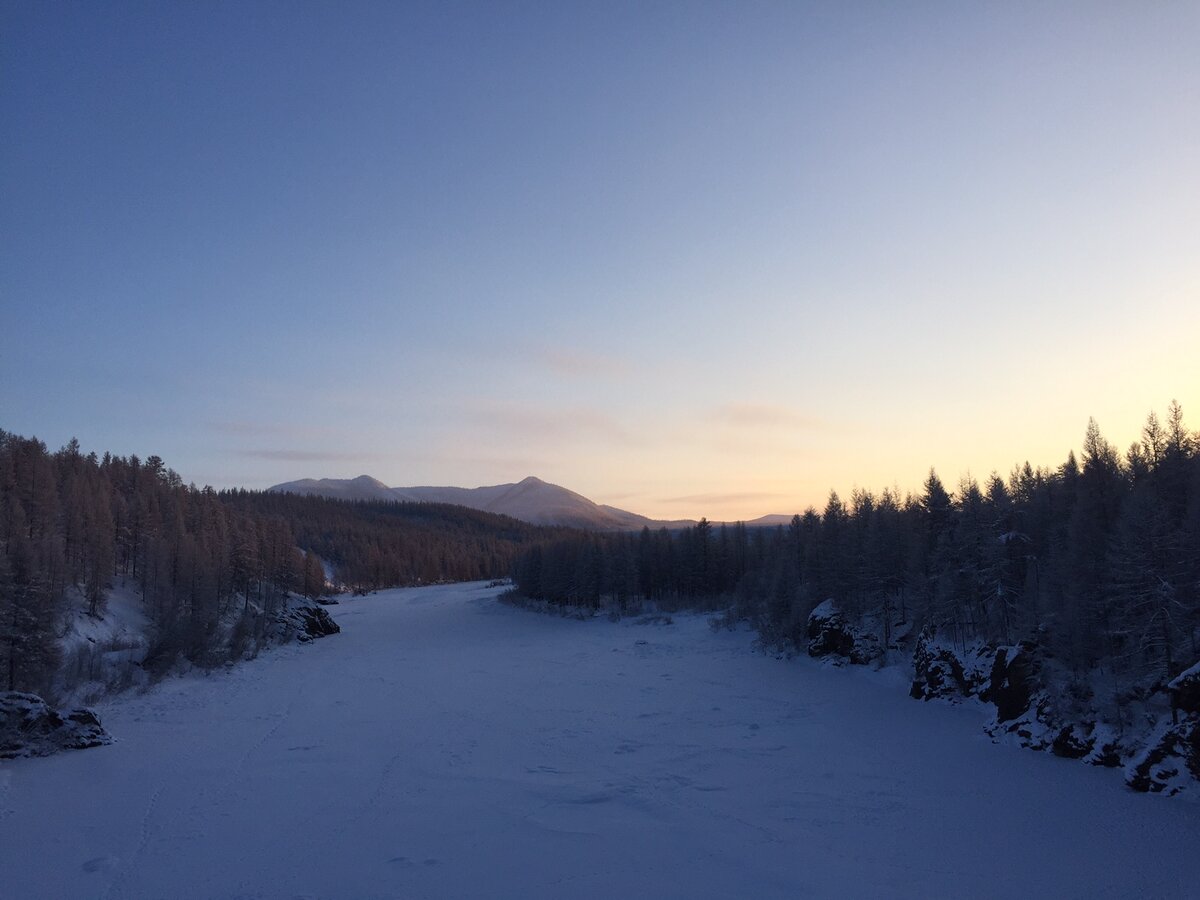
[268,475,701,531]
[742,514,797,528]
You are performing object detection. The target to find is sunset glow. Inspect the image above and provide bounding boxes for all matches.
[3,2,1197,520]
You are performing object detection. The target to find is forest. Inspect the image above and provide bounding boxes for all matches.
[0,431,562,695]
[513,404,1200,726]
[4,403,1198,733]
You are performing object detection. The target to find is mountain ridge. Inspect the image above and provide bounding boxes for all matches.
[267,474,781,531]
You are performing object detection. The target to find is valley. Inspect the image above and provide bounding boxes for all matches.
[4,583,1198,899]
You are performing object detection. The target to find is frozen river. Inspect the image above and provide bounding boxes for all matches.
[2,582,1198,898]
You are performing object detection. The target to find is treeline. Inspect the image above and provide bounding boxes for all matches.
[219,490,567,587]
[0,431,563,694]
[514,404,1200,695]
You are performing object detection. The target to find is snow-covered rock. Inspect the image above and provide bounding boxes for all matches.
[1126,719,1200,797]
[908,633,1083,758]
[1121,661,1200,795]
[909,628,993,702]
[0,691,112,759]
[1079,723,1124,768]
[806,600,880,665]
[983,644,1040,722]
[273,599,341,643]
[1050,722,1096,759]
[909,641,1200,793]
[1168,661,1200,716]
[984,691,1058,752]
[909,631,1042,721]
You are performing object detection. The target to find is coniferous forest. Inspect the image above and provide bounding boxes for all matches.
[0,430,563,695]
[3,405,1198,759]
[513,404,1200,732]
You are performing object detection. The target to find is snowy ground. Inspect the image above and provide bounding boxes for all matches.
[3,583,1199,899]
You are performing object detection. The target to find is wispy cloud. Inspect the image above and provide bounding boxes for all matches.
[592,490,647,504]
[528,347,630,379]
[238,449,386,462]
[210,420,336,440]
[707,403,827,430]
[461,403,641,446]
[660,491,784,506]
[420,450,554,481]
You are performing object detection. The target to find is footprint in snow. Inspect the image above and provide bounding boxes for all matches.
[81,856,120,873]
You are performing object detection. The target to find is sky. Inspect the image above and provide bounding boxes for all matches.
[2,1,1198,521]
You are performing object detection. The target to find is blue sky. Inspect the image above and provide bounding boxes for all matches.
[3,1,1198,518]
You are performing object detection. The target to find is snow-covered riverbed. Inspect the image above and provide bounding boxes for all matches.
[3,582,1198,899]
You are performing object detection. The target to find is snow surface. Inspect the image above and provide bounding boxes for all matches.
[59,580,151,660]
[3,582,1199,899]
[56,580,153,704]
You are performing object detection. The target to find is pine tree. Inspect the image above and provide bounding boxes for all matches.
[1108,484,1185,685]
[303,550,325,601]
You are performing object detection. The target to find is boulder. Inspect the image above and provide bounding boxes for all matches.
[275,600,341,643]
[985,645,1039,723]
[911,635,965,699]
[910,628,991,701]
[984,691,1058,752]
[806,600,879,665]
[0,691,112,759]
[294,604,340,640]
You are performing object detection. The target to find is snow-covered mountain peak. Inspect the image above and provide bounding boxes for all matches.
[268,474,682,531]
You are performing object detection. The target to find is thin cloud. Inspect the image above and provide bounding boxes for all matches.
[462,404,641,447]
[421,451,554,481]
[707,403,828,430]
[440,454,550,471]
[592,490,647,504]
[661,491,784,506]
[529,347,630,379]
[238,449,386,462]
[210,420,335,439]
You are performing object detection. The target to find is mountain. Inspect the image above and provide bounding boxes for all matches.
[268,475,397,503]
[267,475,797,531]
[742,514,796,527]
[268,475,696,531]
